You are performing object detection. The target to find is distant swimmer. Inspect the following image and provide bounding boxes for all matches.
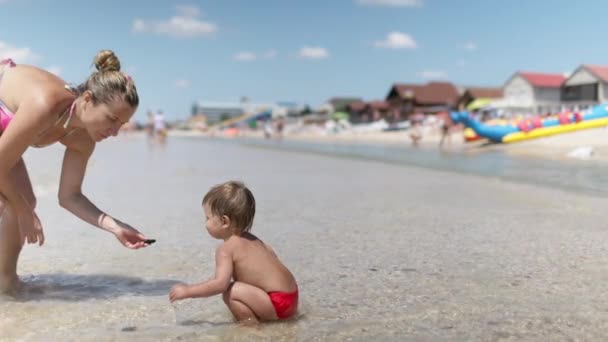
[154,110,167,137]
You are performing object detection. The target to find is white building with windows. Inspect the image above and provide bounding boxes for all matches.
[193,101,245,124]
[192,100,296,124]
[500,72,566,115]
[561,65,608,109]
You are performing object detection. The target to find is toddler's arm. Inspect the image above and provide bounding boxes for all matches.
[170,244,233,302]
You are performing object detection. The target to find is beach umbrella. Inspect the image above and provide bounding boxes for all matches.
[466,98,493,111]
[331,111,350,121]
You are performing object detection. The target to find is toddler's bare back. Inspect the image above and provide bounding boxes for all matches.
[225,232,297,293]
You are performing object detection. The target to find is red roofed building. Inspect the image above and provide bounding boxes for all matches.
[519,72,566,88]
[502,71,566,115]
[385,82,459,121]
[561,65,608,108]
[346,100,391,123]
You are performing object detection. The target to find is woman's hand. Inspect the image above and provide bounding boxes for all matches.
[16,207,45,246]
[112,220,150,249]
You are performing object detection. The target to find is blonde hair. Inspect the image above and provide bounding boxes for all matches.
[78,50,139,108]
[203,181,256,234]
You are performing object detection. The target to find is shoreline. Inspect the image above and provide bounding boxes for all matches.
[167,125,608,163]
[162,128,608,197]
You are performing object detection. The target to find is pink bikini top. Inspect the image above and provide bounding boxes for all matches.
[0,58,16,131]
[0,103,11,131]
[0,58,79,147]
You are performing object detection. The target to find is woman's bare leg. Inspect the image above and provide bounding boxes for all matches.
[0,159,36,293]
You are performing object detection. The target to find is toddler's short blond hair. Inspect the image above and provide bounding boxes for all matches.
[203,181,256,234]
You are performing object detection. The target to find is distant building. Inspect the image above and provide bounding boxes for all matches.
[192,100,297,124]
[502,72,565,115]
[561,65,608,109]
[276,101,305,116]
[385,82,459,120]
[346,100,390,123]
[192,101,245,124]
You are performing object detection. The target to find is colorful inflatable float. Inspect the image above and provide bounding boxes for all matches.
[451,104,608,143]
[463,118,511,142]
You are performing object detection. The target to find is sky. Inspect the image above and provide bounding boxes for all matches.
[1,0,608,121]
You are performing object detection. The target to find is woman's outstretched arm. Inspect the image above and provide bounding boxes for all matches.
[58,135,149,249]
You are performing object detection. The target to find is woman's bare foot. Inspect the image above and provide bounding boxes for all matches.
[0,274,24,294]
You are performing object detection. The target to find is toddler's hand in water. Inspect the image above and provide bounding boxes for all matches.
[169,284,190,302]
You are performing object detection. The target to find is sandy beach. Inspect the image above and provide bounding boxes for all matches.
[1,134,608,340]
[188,123,608,164]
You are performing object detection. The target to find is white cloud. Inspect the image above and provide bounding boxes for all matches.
[176,4,201,17]
[262,49,277,59]
[357,0,422,7]
[45,66,62,76]
[175,79,191,88]
[463,41,477,51]
[233,52,257,62]
[132,19,146,32]
[0,41,41,63]
[233,49,277,62]
[374,32,417,49]
[298,46,329,59]
[419,70,448,79]
[132,5,216,38]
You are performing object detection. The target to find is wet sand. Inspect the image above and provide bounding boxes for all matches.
[2,135,608,340]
